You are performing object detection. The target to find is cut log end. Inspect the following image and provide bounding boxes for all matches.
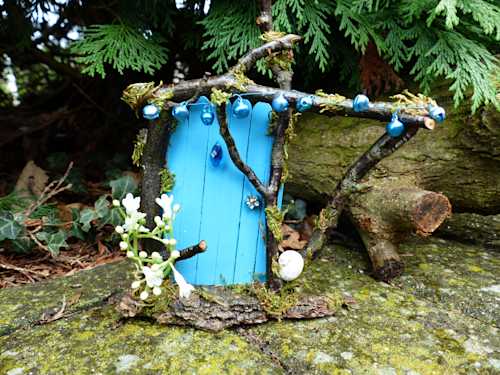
[412,192,452,235]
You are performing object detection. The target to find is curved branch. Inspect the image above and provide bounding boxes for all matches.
[232,34,301,74]
[302,124,421,258]
[216,103,269,198]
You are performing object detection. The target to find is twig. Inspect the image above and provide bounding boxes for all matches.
[302,124,420,258]
[25,162,73,218]
[216,103,268,198]
[178,240,208,261]
[0,260,48,277]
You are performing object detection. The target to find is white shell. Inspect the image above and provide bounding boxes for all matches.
[278,250,304,281]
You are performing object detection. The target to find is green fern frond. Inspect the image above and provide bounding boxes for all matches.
[71,24,168,78]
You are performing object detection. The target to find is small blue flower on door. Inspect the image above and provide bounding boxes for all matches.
[166,96,276,285]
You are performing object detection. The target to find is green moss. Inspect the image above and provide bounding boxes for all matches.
[265,205,285,243]
[210,88,232,105]
[132,129,147,167]
[159,168,175,192]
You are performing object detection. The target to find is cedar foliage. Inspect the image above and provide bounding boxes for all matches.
[65,0,499,111]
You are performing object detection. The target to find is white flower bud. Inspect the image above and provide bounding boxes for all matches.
[151,263,160,271]
[154,216,164,227]
[139,291,149,300]
[115,225,124,234]
[139,251,148,258]
[151,252,162,260]
[169,239,177,246]
[126,251,134,258]
[153,286,162,296]
[121,233,128,240]
[119,241,128,250]
[112,199,120,207]
[162,238,170,246]
[171,250,180,259]
[131,281,141,289]
[173,203,181,213]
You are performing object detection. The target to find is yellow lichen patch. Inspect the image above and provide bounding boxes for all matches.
[391,89,436,116]
[315,90,347,113]
[210,88,232,105]
[121,81,162,113]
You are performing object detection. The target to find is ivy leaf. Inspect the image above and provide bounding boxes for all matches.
[11,236,34,254]
[94,195,110,219]
[37,230,68,256]
[0,212,23,241]
[102,207,123,227]
[79,208,98,232]
[70,208,86,240]
[109,175,138,200]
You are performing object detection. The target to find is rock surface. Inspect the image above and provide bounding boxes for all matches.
[1,237,499,374]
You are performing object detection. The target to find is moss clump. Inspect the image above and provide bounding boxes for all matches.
[121,81,173,115]
[315,206,336,232]
[159,168,175,192]
[391,89,435,116]
[131,129,147,167]
[251,283,299,320]
[281,112,300,183]
[210,88,232,106]
[265,205,285,242]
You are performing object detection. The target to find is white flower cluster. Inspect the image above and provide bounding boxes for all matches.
[113,193,193,301]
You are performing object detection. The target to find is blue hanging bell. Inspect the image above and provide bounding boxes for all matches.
[428,105,446,123]
[172,102,189,121]
[296,96,314,112]
[232,97,251,119]
[386,112,405,138]
[272,93,289,112]
[142,104,160,120]
[201,105,215,126]
[353,94,370,112]
[210,143,223,167]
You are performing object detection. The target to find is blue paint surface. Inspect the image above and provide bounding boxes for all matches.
[166,97,279,285]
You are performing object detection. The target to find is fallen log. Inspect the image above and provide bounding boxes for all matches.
[349,187,451,280]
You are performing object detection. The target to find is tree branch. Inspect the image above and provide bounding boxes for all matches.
[216,103,269,198]
[302,124,421,258]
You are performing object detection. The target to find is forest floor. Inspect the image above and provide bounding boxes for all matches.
[1,236,499,374]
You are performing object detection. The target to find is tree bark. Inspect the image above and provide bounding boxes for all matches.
[117,288,336,332]
[140,119,170,253]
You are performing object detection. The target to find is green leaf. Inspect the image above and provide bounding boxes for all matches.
[0,212,23,241]
[70,23,168,78]
[70,208,86,240]
[94,195,110,219]
[11,237,34,254]
[102,207,123,227]
[37,230,68,256]
[79,208,98,232]
[109,175,138,200]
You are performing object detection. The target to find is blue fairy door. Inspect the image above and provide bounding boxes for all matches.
[166,96,274,285]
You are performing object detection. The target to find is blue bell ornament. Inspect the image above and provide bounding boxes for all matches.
[272,93,289,113]
[142,104,160,120]
[353,94,370,112]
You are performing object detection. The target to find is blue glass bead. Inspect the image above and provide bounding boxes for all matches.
[353,94,370,112]
[386,114,405,138]
[296,96,314,112]
[142,104,160,120]
[429,105,446,123]
[210,143,223,166]
[172,103,189,121]
[272,93,289,112]
[201,105,215,126]
[232,97,251,119]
